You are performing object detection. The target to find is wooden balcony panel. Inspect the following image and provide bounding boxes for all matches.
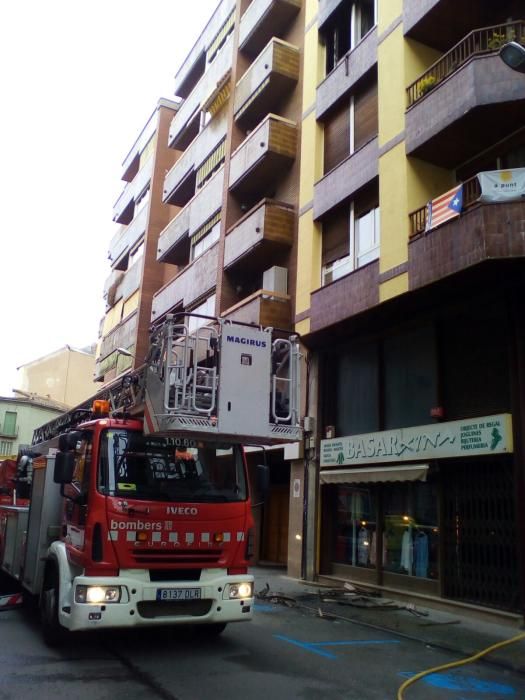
[313,137,378,220]
[239,0,301,57]
[169,35,234,148]
[157,206,190,264]
[316,29,377,119]
[152,244,219,320]
[98,311,138,361]
[109,205,148,265]
[408,201,525,291]
[222,290,292,329]
[405,54,525,168]
[229,115,297,196]
[224,199,294,270]
[234,39,299,127]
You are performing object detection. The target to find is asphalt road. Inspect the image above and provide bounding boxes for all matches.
[0,594,524,699]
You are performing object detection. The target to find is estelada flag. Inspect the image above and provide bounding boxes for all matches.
[425,184,463,232]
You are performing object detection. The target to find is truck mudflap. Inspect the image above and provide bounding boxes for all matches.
[58,569,255,633]
[0,592,23,610]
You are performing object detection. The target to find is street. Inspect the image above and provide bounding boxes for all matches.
[0,573,524,700]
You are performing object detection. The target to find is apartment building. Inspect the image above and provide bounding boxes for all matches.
[295,0,525,621]
[97,0,305,565]
[0,397,64,459]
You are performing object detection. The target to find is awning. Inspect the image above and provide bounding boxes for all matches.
[320,464,429,485]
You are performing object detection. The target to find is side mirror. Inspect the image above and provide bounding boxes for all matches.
[255,464,269,501]
[54,452,75,484]
[58,431,82,452]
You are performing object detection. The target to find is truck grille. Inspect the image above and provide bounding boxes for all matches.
[137,599,213,618]
[132,548,222,565]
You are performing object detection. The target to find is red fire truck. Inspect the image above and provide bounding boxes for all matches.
[0,314,302,644]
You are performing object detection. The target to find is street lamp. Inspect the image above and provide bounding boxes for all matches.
[116,347,135,358]
[499,41,525,73]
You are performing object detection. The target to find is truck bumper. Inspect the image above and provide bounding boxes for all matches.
[59,568,254,632]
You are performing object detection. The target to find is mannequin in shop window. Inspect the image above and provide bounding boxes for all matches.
[357,525,369,565]
[414,527,429,578]
[400,524,413,574]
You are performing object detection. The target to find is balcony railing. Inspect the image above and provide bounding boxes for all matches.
[409,175,482,236]
[98,311,138,361]
[108,205,148,265]
[407,21,525,107]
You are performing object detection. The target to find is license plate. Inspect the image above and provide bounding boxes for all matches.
[156,588,201,601]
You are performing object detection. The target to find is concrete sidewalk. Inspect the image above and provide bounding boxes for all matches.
[250,566,525,674]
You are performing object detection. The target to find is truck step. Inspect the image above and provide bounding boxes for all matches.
[0,592,23,610]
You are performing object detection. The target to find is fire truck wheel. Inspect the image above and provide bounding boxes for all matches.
[40,570,68,646]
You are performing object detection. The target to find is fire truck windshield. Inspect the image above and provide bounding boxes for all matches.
[98,430,247,503]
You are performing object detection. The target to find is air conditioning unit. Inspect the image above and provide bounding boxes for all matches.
[263,266,287,297]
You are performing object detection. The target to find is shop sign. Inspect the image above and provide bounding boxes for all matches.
[320,414,513,467]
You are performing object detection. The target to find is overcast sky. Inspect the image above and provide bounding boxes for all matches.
[0,0,219,396]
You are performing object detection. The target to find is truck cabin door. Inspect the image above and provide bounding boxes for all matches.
[62,433,92,553]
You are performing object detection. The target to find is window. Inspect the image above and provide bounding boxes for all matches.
[0,441,13,456]
[383,482,439,580]
[322,0,377,75]
[322,196,380,284]
[2,411,17,436]
[335,486,377,568]
[323,77,378,174]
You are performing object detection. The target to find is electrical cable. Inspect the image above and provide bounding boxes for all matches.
[396,630,525,699]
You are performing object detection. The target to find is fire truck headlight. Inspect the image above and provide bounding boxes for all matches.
[223,582,253,600]
[75,585,123,604]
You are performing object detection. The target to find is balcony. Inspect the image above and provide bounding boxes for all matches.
[103,269,124,308]
[98,311,138,364]
[169,34,234,149]
[163,109,228,206]
[408,176,525,289]
[239,0,301,57]
[119,259,142,301]
[151,244,219,320]
[222,289,292,328]
[405,34,525,168]
[108,206,148,267]
[224,199,294,270]
[234,38,299,128]
[112,159,153,224]
[316,29,377,119]
[310,260,380,333]
[229,114,297,196]
[313,137,378,220]
[173,0,236,98]
[158,168,225,264]
[403,1,514,51]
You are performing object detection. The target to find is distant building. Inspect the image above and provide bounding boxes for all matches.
[17,345,97,408]
[0,396,65,459]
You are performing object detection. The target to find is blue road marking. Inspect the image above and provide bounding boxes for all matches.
[254,603,277,612]
[275,635,400,660]
[399,671,515,695]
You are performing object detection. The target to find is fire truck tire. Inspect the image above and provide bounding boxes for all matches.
[40,569,68,646]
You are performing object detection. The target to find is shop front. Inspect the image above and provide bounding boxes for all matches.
[319,413,521,613]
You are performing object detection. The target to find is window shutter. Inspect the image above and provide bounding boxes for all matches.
[323,99,350,173]
[322,204,350,265]
[354,81,378,151]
